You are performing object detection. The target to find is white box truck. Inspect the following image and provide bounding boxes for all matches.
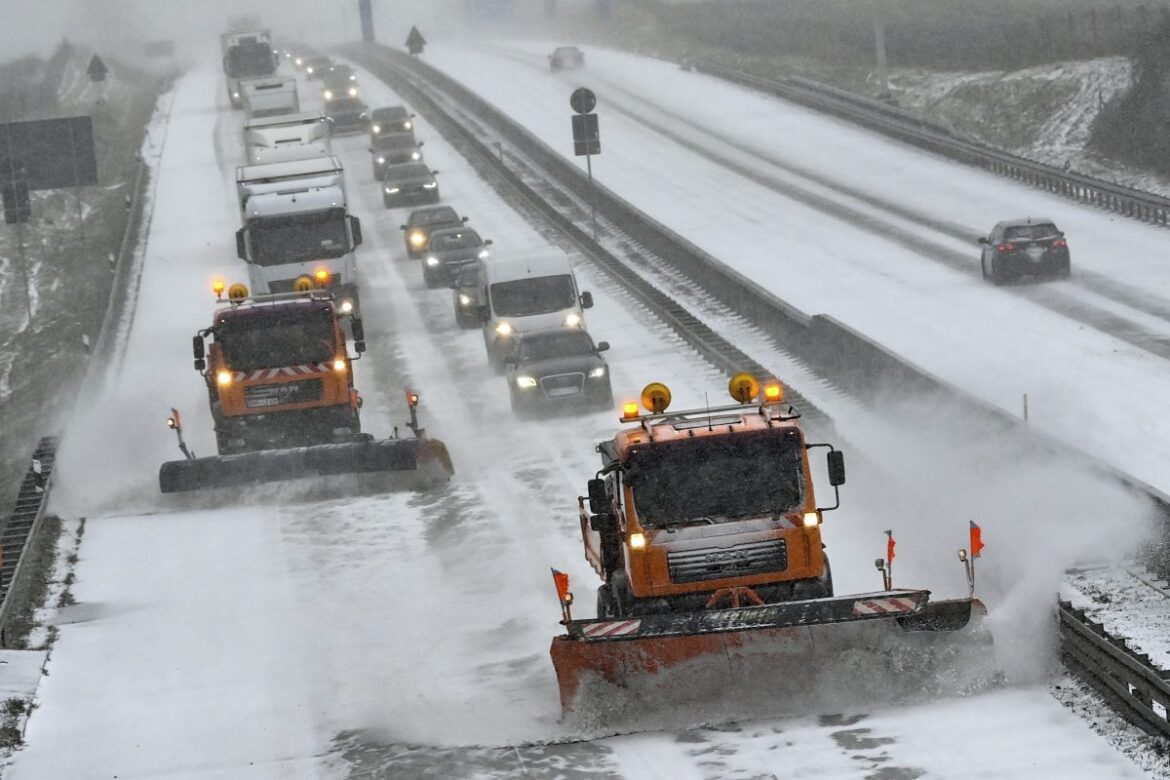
[235,156,363,310]
[243,111,332,165]
[221,29,277,108]
[242,77,299,119]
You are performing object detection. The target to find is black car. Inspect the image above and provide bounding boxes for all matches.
[401,205,467,258]
[979,218,1070,285]
[505,329,612,415]
[548,46,585,72]
[382,162,440,208]
[370,106,416,141]
[325,97,368,135]
[451,263,481,329]
[303,55,332,79]
[370,137,423,179]
[421,227,491,288]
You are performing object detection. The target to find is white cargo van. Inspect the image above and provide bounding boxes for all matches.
[242,77,299,119]
[243,111,332,165]
[472,252,593,369]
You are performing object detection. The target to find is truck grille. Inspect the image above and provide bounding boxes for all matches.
[668,539,788,584]
[540,372,584,398]
[244,378,324,408]
[268,274,334,293]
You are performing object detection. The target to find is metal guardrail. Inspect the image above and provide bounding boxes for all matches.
[1059,599,1170,739]
[0,437,57,646]
[688,60,1170,227]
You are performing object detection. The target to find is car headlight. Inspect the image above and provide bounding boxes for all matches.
[495,322,513,336]
[376,156,386,165]
[564,312,582,328]
[411,152,421,160]
[589,366,607,378]
[350,74,357,81]
[323,90,334,100]
[306,67,314,74]
[232,91,240,99]
[459,294,472,306]
[385,187,400,194]
[296,58,303,66]
[477,249,490,259]
[372,124,381,133]
[515,376,538,389]
[409,231,426,246]
[423,181,437,189]
[348,87,358,97]
[339,300,354,314]
[425,256,440,266]
[404,121,412,129]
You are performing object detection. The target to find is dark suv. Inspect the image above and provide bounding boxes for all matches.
[979,219,1070,285]
[400,205,466,258]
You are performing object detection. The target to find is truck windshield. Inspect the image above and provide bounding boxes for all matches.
[625,430,805,527]
[219,310,336,370]
[490,274,576,317]
[248,209,349,266]
[226,44,275,78]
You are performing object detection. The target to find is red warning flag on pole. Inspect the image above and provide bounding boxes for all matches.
[885,529,896,564]
[551,568,571,604]
[970,521,985,559]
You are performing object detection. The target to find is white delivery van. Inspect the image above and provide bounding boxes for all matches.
[241,77,299,119]
[473,252,593,369]
[243,111,332,165]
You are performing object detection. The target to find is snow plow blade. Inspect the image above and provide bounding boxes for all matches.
[158,437,453,493]
[550,590,989,716]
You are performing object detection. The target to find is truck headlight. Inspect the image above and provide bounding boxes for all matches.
[376,156,385,164]
[459,294,472,306]
[478,249,490,259]
[404,121,412,129]
[216,370,233,387]
[589,366,606,378]
[515,376,537,389]
[495,322,513,336]
[306,66,314,74]
[409,230,426,246]
[295,57,303,66]
[563,312,582,328]
[423,181,437,189]
[425,256,440,266]
[333,358,347,372]
[411,152,421,160]
[348,87,358,97]
[371,124,381,133]
[232,91,240,99]
[385,187,400,194]
[629,532,647,550]
[350,74,357,81]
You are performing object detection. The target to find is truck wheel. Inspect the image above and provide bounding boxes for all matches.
[609,572,634,617]
[596,585,614,619]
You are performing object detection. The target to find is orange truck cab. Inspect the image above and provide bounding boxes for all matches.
[579,376,846,619]
[193,286,366,454]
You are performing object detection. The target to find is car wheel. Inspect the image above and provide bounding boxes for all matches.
[509,390,530,417]
[991,260,1008,287]
[382,194,392,209]
[1057,261,1071,280]
[980,255,990,281]
[423,267,441,289]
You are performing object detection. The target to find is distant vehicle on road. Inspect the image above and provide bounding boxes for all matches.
[548,46,584,72]
[401,205,466,258]
[370,136,423,179]
[421,227,491,288]
[451,263,482,329]
[978,218,1070,285]
[303,55,332,79]
[370,106,416,141]
[382,163,440,208]
[324,97,368,135]
[504,328,612,415]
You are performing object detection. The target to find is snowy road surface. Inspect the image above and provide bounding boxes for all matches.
[5,48,1155,778]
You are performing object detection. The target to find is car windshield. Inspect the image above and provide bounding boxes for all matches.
[517,331,594,361]
[375,135,416,151]
[413,208,458,227]
[219,309,337,370]
[490,274,576,316]
[327,99,363,113]
[430,231,481,251]
[226,44,274,78]
[387,164,430,182]
[248,209,349,265]
[1003,223,1059,241]
[457,267,478,286]
[626,429,805,527]
[373,108,408,122]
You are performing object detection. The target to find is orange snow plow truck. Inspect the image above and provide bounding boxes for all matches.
[158,282,452,493]
[550,374,989,715]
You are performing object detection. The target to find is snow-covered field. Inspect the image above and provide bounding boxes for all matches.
[4,42,1165,778]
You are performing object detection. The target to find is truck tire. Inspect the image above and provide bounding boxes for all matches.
[596,585,614,619]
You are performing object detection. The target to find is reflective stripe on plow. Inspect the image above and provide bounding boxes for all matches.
[582,620,641,639]
[852,597,918,616]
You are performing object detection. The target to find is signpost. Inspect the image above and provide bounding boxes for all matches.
[87,55,107,82]
[570,87,601,238]
[406,27,427,55]
[359,0,375,43]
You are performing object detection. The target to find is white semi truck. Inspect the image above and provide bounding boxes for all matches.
[221,30,278,108]
[235,156,363,310]
[243,111,332,165]
[242,77,299,119]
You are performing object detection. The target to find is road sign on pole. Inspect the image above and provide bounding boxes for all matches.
[406,27,427,55]
[567,89,601,238]
[570,87,596,115]
[571,114,600,156]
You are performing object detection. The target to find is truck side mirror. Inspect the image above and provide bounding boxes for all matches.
[235,229,247,260]
[596,341,610,353]
[399,224,407,231]
[461,216,469,223]
[484,239,493,246]
[418,141,425,148]
[827,450,846,487]
[587,478,608,515]
[580,291,594,309]
[192,335,205,361]
[351,319,365,342]
[354,340,366,354]
[349,215,363,246]
[431,169,440,175]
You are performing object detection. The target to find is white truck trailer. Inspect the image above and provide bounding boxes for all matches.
[242,77,299,119]
[235,156,363,310]
[221,30,278,108]
[243,111,332,165]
